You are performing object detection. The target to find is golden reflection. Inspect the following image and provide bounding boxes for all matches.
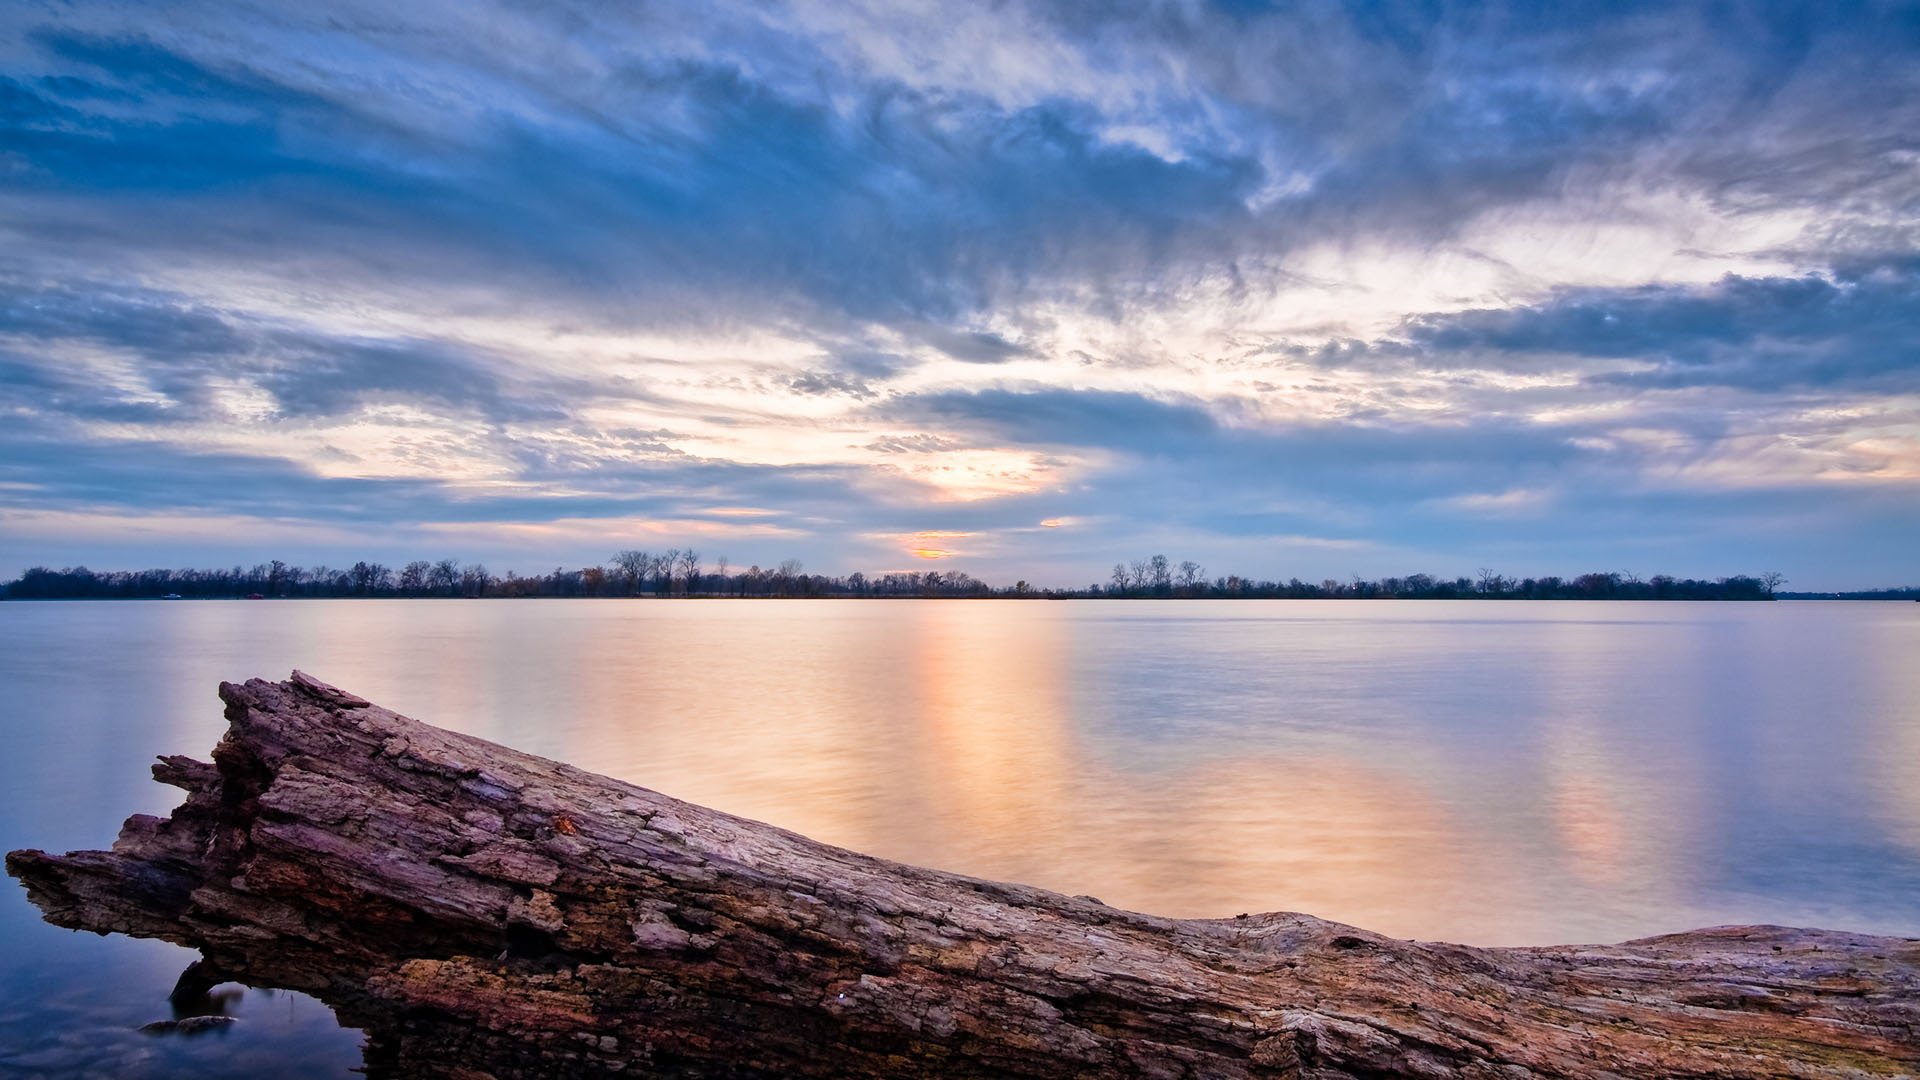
[1543,724,1629,886]
[528,605,923,855]
[1532,618,1656,890]
[1522,614,1694,932]
[1056,755,1470,935]
[905,605,1076,885]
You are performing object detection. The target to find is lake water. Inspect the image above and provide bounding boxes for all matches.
[3,598,1918,1075]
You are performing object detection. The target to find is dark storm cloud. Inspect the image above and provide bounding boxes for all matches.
[0,404,878,532]
[884,385,1600,506]
[784,370,876,399]
[0,274,584,423]
[0,277,243,358]
[0,410,435,522]
[1399,261,1920,392]
[257,339,574,422]
[922,328,1033,364]
[881,388,1222,452]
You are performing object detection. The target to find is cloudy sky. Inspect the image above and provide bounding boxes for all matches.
[2,1,1916,587]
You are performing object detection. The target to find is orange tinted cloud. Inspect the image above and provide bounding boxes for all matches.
[894,529,974,560]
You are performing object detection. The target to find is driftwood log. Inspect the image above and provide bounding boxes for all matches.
[8,673,1918,1078]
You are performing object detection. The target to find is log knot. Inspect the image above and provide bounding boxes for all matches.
[508,889,566,935]
[1249,1031,1305,1075]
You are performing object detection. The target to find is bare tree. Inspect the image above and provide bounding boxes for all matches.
[349,561,392,596]
[1177,560,1204,593]
[430,559,461,597]
[714,556,729,596]
[610,550,650,596]
[654,549,679,597]
[1149,554,1171,594]
[1760,571,1787,598]
[460,563,492,598]
[399,561,432,595]
[1110,563,1129,595]
[677,549,701,596]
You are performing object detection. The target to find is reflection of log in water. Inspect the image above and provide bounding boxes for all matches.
[7,672,1918,1078]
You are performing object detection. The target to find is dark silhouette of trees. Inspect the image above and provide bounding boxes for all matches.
[348,562,392,596]
[431,559,461,597]
[610,550,649,596]
[1177,561,1204,594]
[1127,558,1150,593]
[0,557,1835,602]
[1148,555,1171,595]
[654,550,679,597]
[398,561,432,596]
[1778,585,1920,600]
[1072,560,1791,601]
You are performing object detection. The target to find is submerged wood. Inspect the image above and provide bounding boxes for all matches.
[7,673,1917,1079]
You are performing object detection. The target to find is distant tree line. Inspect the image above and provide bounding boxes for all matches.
[0,551,990,600]
[0,553,1827,602]
[1085,559,1788,600]
[1777,587,1920,600]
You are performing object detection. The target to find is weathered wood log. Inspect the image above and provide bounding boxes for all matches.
[8,672,1918,1078]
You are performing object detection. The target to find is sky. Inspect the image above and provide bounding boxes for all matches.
[1,1,1916,589]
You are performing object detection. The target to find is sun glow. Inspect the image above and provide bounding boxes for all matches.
[891,530,974,560]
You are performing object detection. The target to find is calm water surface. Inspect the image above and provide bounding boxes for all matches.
[3,599,1918,1075]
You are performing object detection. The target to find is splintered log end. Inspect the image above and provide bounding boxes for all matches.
[153,755,216,790]
[286,669,373,709]
[8,672,1920,1080]
[3,849,62,918]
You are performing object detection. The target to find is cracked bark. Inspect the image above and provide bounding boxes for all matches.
[7,672,1918,1078]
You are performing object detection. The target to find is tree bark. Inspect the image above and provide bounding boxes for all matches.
[8,673,1918,1078]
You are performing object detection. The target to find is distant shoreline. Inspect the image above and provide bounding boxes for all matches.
[12,593,1919,603]
[7,561,1912,602]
